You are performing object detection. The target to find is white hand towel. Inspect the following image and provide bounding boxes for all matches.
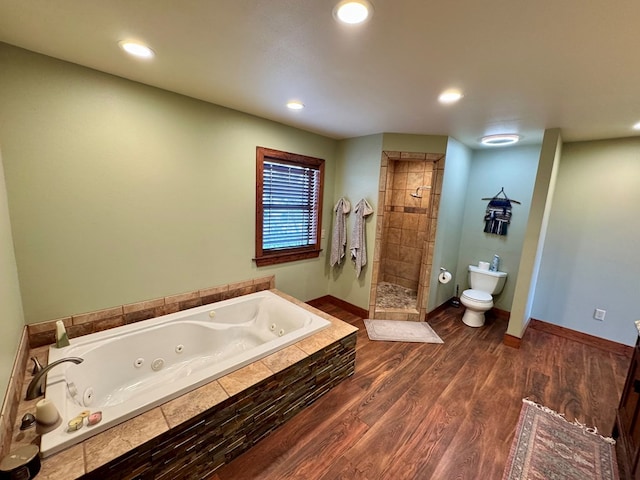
[350,198,374,278]
[330,197,351,267]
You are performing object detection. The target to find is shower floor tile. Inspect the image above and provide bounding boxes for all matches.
[375,282,417,309]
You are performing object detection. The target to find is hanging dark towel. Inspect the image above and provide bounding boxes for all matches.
[484,198,512,235]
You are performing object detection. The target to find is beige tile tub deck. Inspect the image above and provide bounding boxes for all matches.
[162,381,229,429]
[8,290,357,479]
[37,444,86,480]
[83,408,169,472]
[260,345,307,374]
[217,361,274,397]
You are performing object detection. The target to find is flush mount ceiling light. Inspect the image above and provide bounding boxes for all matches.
[480,134,521,146]
[333,0,373,25]
[286,101,305,110]
[438,89,464,104]
[633,121,640,131]
[118,40,155,59]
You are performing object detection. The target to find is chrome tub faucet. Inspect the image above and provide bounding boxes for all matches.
[25,357,84,400]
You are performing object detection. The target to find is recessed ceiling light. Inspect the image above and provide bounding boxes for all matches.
[118,40,155,59]
[633,121,640,131]
[480,134,521,146]
[333,0,373,25]
[287,101,305,110]
[438,89,463,104]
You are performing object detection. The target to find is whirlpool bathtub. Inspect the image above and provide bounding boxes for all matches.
[40,290,331,457]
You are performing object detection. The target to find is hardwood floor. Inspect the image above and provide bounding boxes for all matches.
[209,300,630,480]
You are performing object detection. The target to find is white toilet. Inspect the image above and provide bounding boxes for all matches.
[460,265,507,327]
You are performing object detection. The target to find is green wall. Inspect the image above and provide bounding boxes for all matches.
[382,133,448,154]
[0,149,25,403]
[0,43,337,324]
[328,134,383,309]
[508,129,561,338]
[429,137,472,311]
[456,144,541,311]
[532,136,640,345]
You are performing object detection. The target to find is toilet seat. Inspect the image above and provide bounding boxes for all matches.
[461,289,492,303]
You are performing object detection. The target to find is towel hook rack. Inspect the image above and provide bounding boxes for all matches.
[481,187,521,204]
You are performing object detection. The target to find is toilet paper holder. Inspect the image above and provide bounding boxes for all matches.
[438,267,452,284]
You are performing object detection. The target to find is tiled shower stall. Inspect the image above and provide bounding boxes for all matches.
[369,151,445,321]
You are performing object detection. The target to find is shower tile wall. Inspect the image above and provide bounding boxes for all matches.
[381,160,433,291]
[370,151,445,322]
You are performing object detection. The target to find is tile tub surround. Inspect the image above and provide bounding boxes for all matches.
[7,291,358,479]
[1,275,276,458]
[26,276,275,348]
[0,329,29,458]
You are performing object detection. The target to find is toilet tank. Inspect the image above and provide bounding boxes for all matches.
[468,265,507,294]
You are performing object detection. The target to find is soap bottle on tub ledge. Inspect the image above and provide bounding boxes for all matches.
[55,320,70,348]
[490,254,500,272]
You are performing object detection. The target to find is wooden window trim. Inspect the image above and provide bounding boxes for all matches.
[254,147,324,267]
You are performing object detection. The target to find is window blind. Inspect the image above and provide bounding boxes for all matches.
[262,160,320,251]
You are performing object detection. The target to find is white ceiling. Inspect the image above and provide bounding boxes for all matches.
[1,0,639,148]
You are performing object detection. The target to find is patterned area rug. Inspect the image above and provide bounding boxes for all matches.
[363,319,443,343]
[503,399,619,480]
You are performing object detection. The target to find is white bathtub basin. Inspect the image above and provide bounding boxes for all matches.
[40,290,330,457]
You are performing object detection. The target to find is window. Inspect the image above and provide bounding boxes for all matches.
[254,147,324,266]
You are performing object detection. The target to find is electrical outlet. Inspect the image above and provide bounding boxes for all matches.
[594,308,606,321]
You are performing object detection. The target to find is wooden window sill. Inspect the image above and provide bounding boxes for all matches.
[254,249,322,267]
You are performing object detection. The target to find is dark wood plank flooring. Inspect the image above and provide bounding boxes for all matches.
[209,299,630,480]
